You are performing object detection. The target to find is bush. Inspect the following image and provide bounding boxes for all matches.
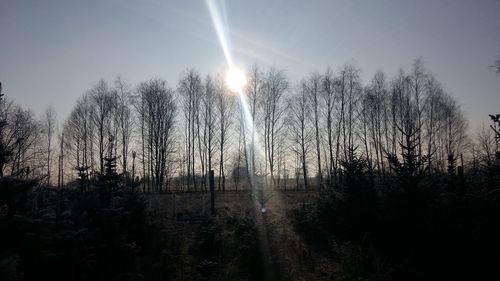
[292,166,500,281]
[0,178,167,281]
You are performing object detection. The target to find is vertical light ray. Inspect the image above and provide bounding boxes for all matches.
[204,4,290,278]
[205,0,233,66]
[206,0,264,181]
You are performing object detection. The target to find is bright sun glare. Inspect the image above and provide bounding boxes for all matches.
[225,66,246,92]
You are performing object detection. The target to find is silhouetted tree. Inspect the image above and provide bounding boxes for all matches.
[215,75,235,191]
[0,82,12,178]
[137,79,177,193]
[244,65,262,179]
[99,135,121,202]
[42,106,56,185]
[50,59,477,194]
[199,75,217,191]
[288,81,313,189]
[261,68,288,189]
[113,77,133,181]
[57,131,64,187]
[90,80,115,175]
[387,71,427,188]
[178,70,203,191]
[321,69,337,185]
[305,72,323,187]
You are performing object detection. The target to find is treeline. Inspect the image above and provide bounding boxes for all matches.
[0,58,497,192]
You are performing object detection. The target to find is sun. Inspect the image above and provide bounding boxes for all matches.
[225,66,246,92]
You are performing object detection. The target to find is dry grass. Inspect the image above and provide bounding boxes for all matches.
[145,190,339,280]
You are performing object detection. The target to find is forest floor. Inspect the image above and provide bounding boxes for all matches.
[146,190,339,281]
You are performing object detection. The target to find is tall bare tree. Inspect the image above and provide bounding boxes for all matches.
[200,75,217,190]
[364,71,389,178]
[54,59,473,190]
[0,85,13,178]
[90,79,115,175]
[178,70,203,191]
[288,81,313,189]
[113,77,133,179]
[57,131,65,187]
[7,107,39,178]
[261,68,288,188]
[305,72,323,187]
[0,87,40,178]
[42,106,56,185]
[215,76,235,191]
[65,95,93,186]
[245,65,262,176]
[441,94,468,174]
[410,58,427,165]
[137,79,177,192]
[321,69,337,185]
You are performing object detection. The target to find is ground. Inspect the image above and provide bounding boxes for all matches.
[146,190,338,281]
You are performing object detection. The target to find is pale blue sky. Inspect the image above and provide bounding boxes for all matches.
[1,0,499,129]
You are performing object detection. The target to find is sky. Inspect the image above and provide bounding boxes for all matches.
[1,0,499,130]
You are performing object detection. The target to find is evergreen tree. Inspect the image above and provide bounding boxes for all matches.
[100,135,122,202]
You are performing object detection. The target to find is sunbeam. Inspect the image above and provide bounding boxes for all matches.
[205,0,233,66]
[204,4,282,277]
[205,0,266,188]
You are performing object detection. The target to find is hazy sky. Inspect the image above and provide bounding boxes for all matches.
[1,0,499,130]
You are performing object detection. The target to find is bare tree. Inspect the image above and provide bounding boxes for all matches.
[305,72,323,187]
[113,77,133,179]
[42,106,56,185]
[410,58,427,166]
[135,89,148,192]
[245,65,262,177]
[65,95,93,186]
[423,75,442,173]
[0,87,40,178]
[476,124,497,166]
[90,80,115,175]
[8,107,39,178]
[321,69,337,185]
[345,64,362,162]
[261,68,288,189]
[337,68,347,169]
[215,76,235,191]
[52,59,476,191]
[441,94,468,174]
[0,84,13,178]
[386,68,429,182]
[360,87,374,174]
[288,81,313,189]
[57,131,65,187]
[364,71,389,178]
[198,75,217,190]
[178,70,203,191]
[137,79,177,192]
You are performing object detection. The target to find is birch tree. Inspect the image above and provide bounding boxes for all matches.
[42,106,56,185]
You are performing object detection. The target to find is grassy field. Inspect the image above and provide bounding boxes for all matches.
[145,190,338,281]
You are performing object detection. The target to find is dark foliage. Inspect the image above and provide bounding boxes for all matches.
[0,178,168,281]
[292,157,500,281]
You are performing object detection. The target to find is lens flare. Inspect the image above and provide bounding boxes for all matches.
[225,66,246,92]
[204,4,298,280]
[205,0,233,66]
[205,0,263,181]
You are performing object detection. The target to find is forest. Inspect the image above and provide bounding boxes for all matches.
[1,58,499,281]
